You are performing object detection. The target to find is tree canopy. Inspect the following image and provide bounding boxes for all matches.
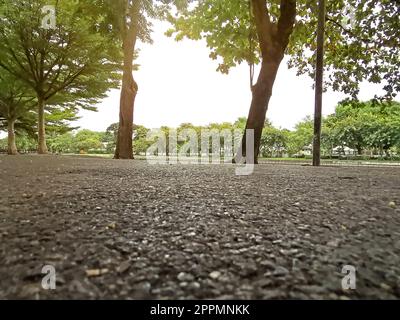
[0,0,122,153]
[169,0,399,99]
[167,0,399,161]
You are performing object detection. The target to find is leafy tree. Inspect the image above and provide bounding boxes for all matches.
[88,0,187,159]
[287,116,314,155]
[169,0,400,162]
[260,125,288,157]
[0,137,7,152]
[47,132,75,154]
[0,72,35,154]
[325,100,400,156]
[362,102,400,155]
[15,132,37,153]
[320,119,336,157]
[324,102,368,154]
[104,123,119,154]
[74,129,104,153]
[0,0,121,154]
[133,124,151,155]
[233,117,248,132]
[45,105,80,137]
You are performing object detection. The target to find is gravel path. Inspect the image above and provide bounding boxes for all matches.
[0,155,399,299]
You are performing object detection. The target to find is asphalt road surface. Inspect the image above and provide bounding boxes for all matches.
[0,155,399,299]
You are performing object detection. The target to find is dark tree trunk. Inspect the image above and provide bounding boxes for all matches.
[235,0,296,164]
[114,4,139,160]
[114,59,137,159]
[238,59,282,163]
[37,97,48,154]
[7,118,18,155]
[312,0,326,166]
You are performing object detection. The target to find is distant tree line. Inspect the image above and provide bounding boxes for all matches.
[2,100,398,158]
[262,100,400,158]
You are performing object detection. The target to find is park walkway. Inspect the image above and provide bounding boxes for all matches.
[0,155,399,299]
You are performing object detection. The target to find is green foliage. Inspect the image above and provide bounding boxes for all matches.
[45,106,80,136]
[11,100,398,158]
[324,100,400,155]
[133,125,151,155]
[169,0,399,99]
[86,0,188,42]
[260,125,289,157]
[258,100,400,157]
[0,137,7,151]
[103,123,119,154]
[167,0,257,74]
[233,117,248,131]
[287,116,314,155]
[0,72,36,135]
[0,0,122,103]
[48,133,75,153]
[15,133,37,152]
[74,130,104,153]
[0,0,123,151]
[47,129,105,154]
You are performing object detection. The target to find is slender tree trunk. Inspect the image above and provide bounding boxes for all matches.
[37,96,48,154]
[7,118,18,155]
[235,0,296,164]
[114,4,139,160]
[237,59,282,164]
[115,65,137,159]
[312,0,326,166]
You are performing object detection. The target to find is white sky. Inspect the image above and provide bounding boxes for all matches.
[0,21,384,139]
[75,21,383,132]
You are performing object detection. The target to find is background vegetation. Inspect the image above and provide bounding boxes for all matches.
[2,99,399,160]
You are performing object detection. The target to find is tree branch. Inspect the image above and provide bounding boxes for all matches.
[251,0,274,58]
[277,0,297,49]
[326,16,372,44]
[45,67,86,100]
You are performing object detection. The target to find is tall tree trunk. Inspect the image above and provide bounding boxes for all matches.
[37,97,48,154]
[237,59,282,163]
[235,0,296,164]
[312,0,326,166]
[114,56,137,159]
[7,118,18,155]
[114,4,139,160]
